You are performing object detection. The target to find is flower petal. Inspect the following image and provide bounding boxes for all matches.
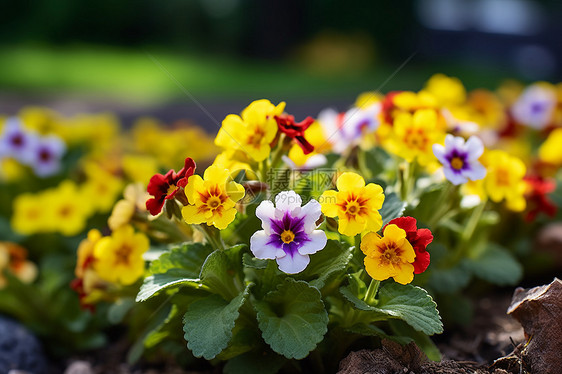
[337,172,365,191]
[275,191,302,212]
[299,199,322,232]
[276,252,310,274]
[298,230,327,255]
[250,230,278,260]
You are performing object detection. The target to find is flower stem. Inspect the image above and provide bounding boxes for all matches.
[363,279,380,305]
[197,224,225,250]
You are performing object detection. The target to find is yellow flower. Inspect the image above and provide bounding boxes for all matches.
[360,224,416,285]
[45,181,92,236]
[423,73,466,107]
[320,172,385,236]
[75,229,102,279]
[93,225,149,286]
[81,162,124,213]
[1,157,27,182]
[108,183,150,231]
[122,154,159,185]
[11,193,50,235]
[215,99,285,162]
[182,165,245,230]
[387,109,445,166]
[483,150,527,212]
[539,128,562,166]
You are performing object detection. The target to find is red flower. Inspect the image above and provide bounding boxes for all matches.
[275,114,315,154]
[381,91,402,125]
[524,175,557,222]
[384,216,433,274]
[146,157,196,216]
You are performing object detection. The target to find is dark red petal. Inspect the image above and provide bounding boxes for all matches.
[413,250,430,274]
[386,216,417,233]
[177,157,196,180]
[147,174,168,196]
[414,228,434,248]
[295,136,315,155]
[146,196,165,216]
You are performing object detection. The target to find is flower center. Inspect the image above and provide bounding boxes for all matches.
[114,244,132,265]
[450,156,464,170]
[10,134,24,147]
[496,168,510,186]
[207,196,221,209]
[280,230,295,244]
[405,130,427,150]
[166,184,177,197]
[247,128,265,148]
[39,148,52,162]
[345,201,360,216]
[379,246,401,265]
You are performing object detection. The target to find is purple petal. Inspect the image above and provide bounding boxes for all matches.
[432,143,447,165]
[464,162,487,181]
[465,136,484,161]
[443,167,468,185]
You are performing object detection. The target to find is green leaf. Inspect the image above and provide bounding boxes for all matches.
[254,278,328,359]
[346,323,411,345]
[380,192,407,226]
[149,242,213,277]
[377,283,443,335]
[296,240,353,289]
[183,284,252,360]
[464,244,523,286]
[388,320,442,361]
[340,282,443,335]
[200,245,246,300]
[127,304,172,364]
[243,252,269,269]
[427,264,471,294]
[136,273,203,302]
[107,297,135,324]
[223,350,286,374]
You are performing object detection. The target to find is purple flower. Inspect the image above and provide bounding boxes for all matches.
[29,135,66,177]
[0,118,38,163]
[433,135,486,185]
[250,191,327,274]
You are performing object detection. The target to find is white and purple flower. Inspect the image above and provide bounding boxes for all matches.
[29,135,66,177]
[250,191,327,274]
[432,135,486,185]
[0,117,38,163]
[511,84,556,130]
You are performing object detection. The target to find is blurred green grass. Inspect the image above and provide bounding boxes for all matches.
[0,45,519,103]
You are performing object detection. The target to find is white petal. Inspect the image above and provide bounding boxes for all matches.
[432,144,447,165]
[255,200,275,233]
[444,134,456,149]
[465,162,487,181]
[282,155,298,170]
[303,154,327,170]
[276,252,310,274]
[299,199,323,232]
[443,167,467,185]
[465,136,484,160]
[298,230,327,255]
[250,231,277,260]
[275,191,302,212]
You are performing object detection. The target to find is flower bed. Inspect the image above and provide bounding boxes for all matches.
[0,74,560,373]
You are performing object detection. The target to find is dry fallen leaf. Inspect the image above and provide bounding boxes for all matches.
[507,278,562,374]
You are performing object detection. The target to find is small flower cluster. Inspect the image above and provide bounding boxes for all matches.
[0,242,37,289]
[0,117,66,177]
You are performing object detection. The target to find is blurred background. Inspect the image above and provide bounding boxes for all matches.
[1,0,561,130]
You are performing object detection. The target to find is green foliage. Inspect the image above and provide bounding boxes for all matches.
[254,278,329,359]
[464,244,523,286]
[296,239,353,289]
[183,284,252,359]
[380,192,407,226]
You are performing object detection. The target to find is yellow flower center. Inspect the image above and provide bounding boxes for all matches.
[247,128,266,148]
[167,184,177,196]
[345,201,360,216]
[450,157,464,170]
[207,196,221,210]
[379,245,402,265]
[280,230,295,244]
[59,204,73,218]
[404,129,428,150]
[496,168,510,186]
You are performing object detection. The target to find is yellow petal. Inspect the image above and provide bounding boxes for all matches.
[392,263,415,285]
[320,190,339,217]
[185,175,204,205]
[338,216,364,237]
[337,172,365,191]
[182,204,207,225]
[364,256,395,281]
[211,207,237,230]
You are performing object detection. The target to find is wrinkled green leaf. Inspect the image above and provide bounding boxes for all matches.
[380,192,407,226]
[149,242,212,277]
[297,240,353,289]
[200,245,246,300]
[465,244,523,286]
[254,278,328,359]
[183,284,252,360]
[136,273,202,302]
[377,283,443,335]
